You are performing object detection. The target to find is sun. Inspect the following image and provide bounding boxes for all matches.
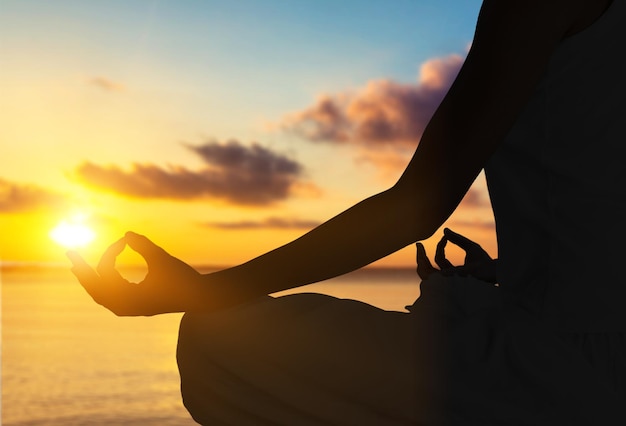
[50,213,96,249]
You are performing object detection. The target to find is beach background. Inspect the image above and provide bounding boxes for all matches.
[2,265,420,425]
[1,1,495,424]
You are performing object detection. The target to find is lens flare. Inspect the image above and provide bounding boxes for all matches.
[50,214,96,248]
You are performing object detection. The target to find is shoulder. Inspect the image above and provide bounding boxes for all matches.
[474,0,586,47]
[466,0,613,84]
[401,0,594,174]
[476,0,611,41]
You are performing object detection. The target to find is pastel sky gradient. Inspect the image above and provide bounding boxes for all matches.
[0,0,495,268]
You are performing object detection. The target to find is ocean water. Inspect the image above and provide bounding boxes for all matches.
[2,266,420,426]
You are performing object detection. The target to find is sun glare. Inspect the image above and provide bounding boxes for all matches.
[50,214,96,248]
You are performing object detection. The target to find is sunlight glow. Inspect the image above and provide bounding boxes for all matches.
[50,213,96,248]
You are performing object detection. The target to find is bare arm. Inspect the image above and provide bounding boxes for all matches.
[70,0,593,315]
[201,0,587,307]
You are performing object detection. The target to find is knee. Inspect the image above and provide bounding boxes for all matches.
[177,312,203,349]
[177,312,216,373]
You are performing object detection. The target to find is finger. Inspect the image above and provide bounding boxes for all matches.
[125,231,166,264]
[67,250,87,269]
[67,251,104,299]
[443,228,491,262]
[443,228,480,249]
[416,243,437,280]
[434,235,454,270]
[96,237,127,282]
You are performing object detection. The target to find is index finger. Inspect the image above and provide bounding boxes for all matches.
[67,251,103,298]
[96,237,127,282]
[443,228,491,261]
[443,228,480,249]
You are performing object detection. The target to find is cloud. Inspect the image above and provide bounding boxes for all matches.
[445,187,496,234]
[281,53,465,148]
[0,179,66,213]
[201,217,321,230]
[354,151,412,181]
[186,142,301,177]
[446,218,495,231]
[88,77,126,93]
[74,140,312,206]
[458,187,491,208]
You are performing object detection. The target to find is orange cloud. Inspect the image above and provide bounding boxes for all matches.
[281,53,465,148]
[201,217,321,230]
[74,140,315,206]
[353,150,412,181]
[458,187,491,208]
[0,178,66,213]
[88,77,126,93]
[446,219,495,231]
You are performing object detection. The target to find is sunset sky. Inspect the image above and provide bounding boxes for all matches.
[0,0,496,268]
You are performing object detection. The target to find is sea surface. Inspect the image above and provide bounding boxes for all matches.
[2,265,420,425]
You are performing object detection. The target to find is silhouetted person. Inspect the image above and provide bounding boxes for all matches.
[69,0,626,424]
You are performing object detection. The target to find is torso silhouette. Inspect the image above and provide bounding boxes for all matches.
[485,0,626,332]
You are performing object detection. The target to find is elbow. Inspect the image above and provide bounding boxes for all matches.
[386,183,442,243]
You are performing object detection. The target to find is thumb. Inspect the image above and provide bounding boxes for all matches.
[416,242,437,280]
[125,231,166,263]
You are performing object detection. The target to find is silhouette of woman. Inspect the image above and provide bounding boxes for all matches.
[69,0,626,424]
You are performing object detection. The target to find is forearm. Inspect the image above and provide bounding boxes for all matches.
[199,186,437,308]
[195,0,564,310]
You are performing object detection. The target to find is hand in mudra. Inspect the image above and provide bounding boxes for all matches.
[68,232,205,316]
[416,228,497,284]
